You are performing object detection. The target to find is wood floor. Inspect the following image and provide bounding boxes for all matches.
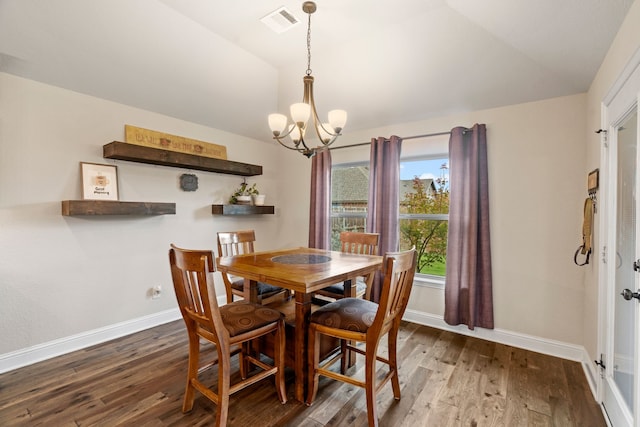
[0,320,606,426]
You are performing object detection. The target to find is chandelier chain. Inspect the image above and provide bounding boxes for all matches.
[306,12,312,76]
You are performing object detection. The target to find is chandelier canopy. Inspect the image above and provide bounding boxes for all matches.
[267,1,347,158]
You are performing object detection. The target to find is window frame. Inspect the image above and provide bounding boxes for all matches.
[330,153,449,287]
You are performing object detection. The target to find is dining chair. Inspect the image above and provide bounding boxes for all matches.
[306,248,417,427]
[169,244,287,427]
[217,230,290,304]
[314,232,379,302]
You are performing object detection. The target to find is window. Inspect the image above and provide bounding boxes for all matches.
[330,156,449,280]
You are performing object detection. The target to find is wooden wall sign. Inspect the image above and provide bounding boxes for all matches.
[587,168,599,194]
[124,125,227,160]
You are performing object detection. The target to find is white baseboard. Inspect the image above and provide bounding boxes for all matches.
[581,350,600,399]
[0,308,181,374]
[403,309,600,401]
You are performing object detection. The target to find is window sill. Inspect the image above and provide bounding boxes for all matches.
[413,275,445,289]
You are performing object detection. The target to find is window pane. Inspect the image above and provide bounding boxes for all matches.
[399,218,448,275]
[331,157,449,277]
[331,165,369,251]
[400,159,449,277]
[330,216,366,251]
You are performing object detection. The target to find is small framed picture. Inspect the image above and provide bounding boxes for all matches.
[81,162,119,200]
[588,168,599,193]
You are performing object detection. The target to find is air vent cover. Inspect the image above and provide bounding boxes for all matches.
[260,6,300,33]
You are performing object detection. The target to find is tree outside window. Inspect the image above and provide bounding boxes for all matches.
[399,162,449,276]
[330,159,449,277]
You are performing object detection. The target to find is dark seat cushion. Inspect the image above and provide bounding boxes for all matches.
[220,301,283,337]
[319,277,367,296]
[231,278,285,295]
[310,298,378,333]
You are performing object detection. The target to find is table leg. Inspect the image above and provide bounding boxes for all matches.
[295,291,312,402]
[244,278,259,302]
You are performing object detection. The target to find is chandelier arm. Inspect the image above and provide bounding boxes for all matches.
[273,130,312,152]
[273,124,296,139]
[306,75,339,144]
[274,136,302,151]
[298,135,312,152]
[273,135,316,157]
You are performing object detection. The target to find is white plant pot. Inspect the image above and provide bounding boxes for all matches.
[252,194,266,206]
[236,195,252,204]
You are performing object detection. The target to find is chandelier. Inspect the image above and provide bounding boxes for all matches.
[267,1,347,158]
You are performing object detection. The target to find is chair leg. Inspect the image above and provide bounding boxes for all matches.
[340,339,348,374]
[216,352,231,427]
[306,325,320,405]
[275,319,287,403]
[388,326,401,400]
[182,332,200,412]
[239,342,248,379]
[365,344,379,427]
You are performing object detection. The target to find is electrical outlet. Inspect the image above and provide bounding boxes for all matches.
[152,285,162,299]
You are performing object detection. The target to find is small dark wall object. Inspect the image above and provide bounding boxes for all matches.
[180,174,198,191]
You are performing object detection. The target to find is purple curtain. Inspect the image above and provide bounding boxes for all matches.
[309,147,332,249]
[444,124,493,330]
[366,136,402,302]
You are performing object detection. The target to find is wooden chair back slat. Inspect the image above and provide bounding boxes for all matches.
[169,245,225,343]
[339,232,379,256]
[373,250,417,334]
[217,230,257,256]
[314,232,380,301]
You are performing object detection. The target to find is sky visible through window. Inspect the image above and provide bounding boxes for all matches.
[400,158,449,188]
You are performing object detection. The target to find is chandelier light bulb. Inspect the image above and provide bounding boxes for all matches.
[268,114,288,136]
[290,102,311,126]
[328,110,347,133]
[318,123,332,144]
[289,124,303,143]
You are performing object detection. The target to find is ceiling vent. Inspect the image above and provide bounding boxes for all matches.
[260,6,300,33]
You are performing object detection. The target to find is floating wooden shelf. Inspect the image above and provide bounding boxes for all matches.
[211,204,274,215]
[103,141,262,176]
[62,200,176,216]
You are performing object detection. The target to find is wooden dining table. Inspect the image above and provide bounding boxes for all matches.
[216,246,383,402]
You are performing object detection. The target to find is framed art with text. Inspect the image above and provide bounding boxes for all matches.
[81,162,119,200]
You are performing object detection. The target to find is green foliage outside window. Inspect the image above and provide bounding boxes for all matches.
[399,165,449,276]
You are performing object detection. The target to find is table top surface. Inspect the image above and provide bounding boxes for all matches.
[216,247,383,293]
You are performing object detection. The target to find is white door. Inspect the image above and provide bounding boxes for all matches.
[602,108,639,427]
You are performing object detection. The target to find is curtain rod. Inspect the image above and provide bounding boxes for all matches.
[329,131,452,151]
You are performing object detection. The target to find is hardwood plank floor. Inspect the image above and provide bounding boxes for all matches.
[0,320,606,426]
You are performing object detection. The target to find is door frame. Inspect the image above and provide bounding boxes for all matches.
[598,47,640,427]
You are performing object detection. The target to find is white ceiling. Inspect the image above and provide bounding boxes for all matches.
[0,0,635,145]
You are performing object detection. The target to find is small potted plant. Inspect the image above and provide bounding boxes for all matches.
[230,180,259,204]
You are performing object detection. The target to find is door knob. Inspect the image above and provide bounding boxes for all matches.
[621,289,640,301]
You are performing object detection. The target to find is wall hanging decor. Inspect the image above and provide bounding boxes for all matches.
[81,162,119,201]
[179,173,198,191]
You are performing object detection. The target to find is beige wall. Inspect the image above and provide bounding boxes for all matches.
[0,72,311,355]
[333,94,588,345]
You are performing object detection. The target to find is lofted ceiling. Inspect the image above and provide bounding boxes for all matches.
[0,0,635,146]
